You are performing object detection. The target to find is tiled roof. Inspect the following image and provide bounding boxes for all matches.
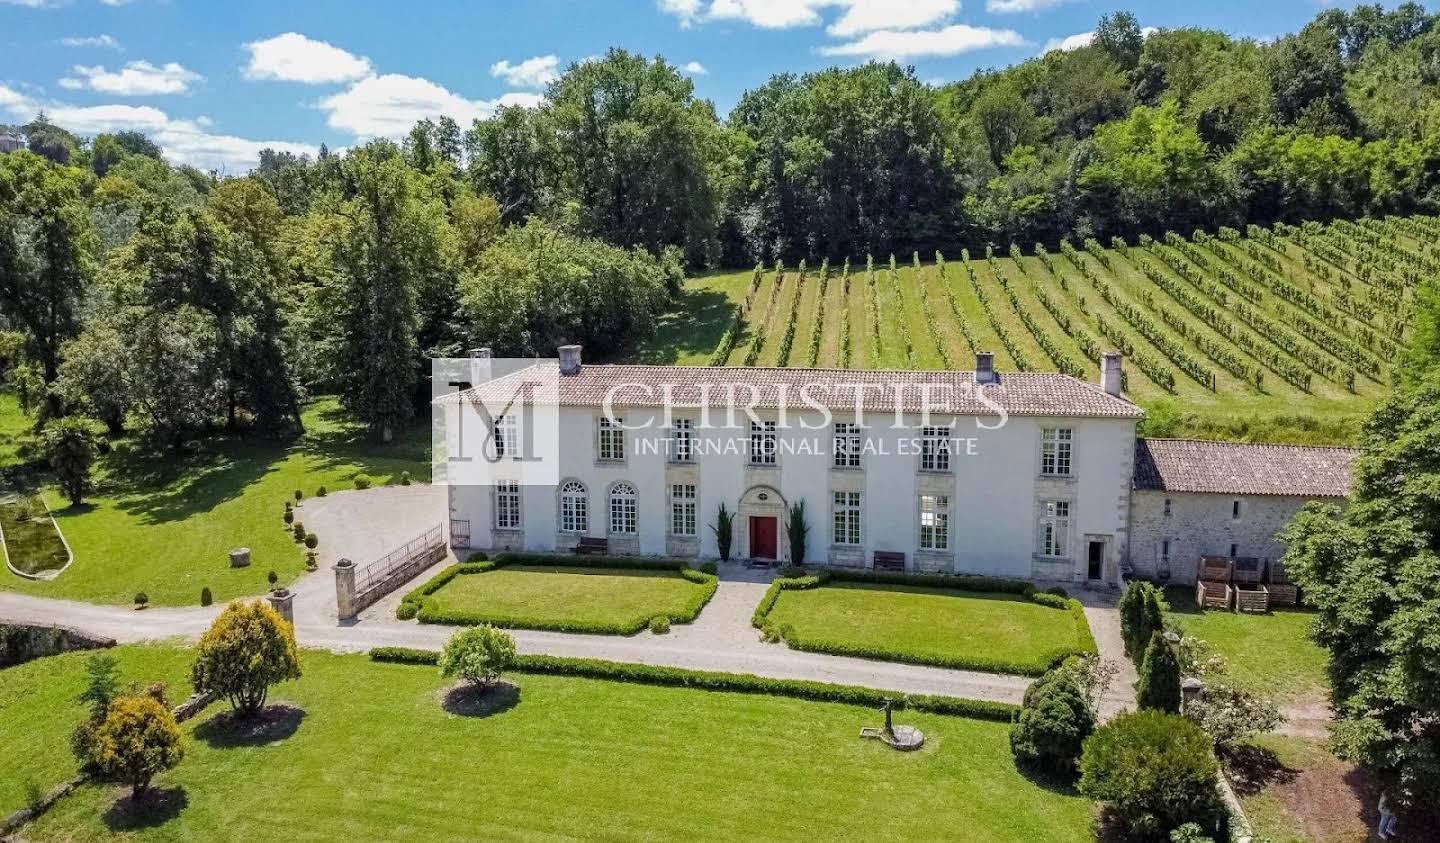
[444,364,1145,419]
[1134,438,1359,497]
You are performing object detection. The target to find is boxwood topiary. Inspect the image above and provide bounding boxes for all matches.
[1078,710,1224,839]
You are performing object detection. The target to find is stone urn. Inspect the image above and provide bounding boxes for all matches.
[229,547,252,568]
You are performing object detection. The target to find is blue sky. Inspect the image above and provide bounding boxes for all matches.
[0,0,1417,172]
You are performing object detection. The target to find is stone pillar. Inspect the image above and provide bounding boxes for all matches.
[335,558,357,621]
[267,588,295,626]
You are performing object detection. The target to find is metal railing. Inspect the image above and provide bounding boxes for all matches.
[354,523,447,605]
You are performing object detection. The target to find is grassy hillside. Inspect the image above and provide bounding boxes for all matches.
[632,215,1434,443]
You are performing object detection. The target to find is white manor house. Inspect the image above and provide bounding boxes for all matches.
[441,346,1357,586]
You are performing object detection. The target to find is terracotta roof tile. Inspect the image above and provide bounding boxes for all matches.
[444,364,1145,419]
[1134,438,1359,497]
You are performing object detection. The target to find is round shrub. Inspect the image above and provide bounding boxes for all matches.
[282,509,294,525]
[1078,710,1224,839]
[305,551,318,570]
[294,489,303,502]
[267,570,279,587]
[316,486,328,498]
[649,616,671,634]
[304,533,318,550]
[133,592,148,608]
[192,601,302,714]
[400,470,412,486]
[1010,665,1095,776]
[292,523,306,542]
[354,475,372,490]
[89,694,184,798]
[439,626,516,688]
[200,587,212,607]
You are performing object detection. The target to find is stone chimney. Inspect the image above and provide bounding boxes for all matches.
[1100,352,1124,397]
[975,351,997,385]
[558,344,583,377]
[467,347,492,387]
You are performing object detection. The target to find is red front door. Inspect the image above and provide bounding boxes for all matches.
[750,516,777,560]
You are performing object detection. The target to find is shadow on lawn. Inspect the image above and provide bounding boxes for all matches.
[441,681,521,718]
[193,704,306,748]
[102,786,188,832]
[98,437,286,526]
[1224,744,1299,797]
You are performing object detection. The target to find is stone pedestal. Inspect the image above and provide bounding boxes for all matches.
[229,547,251,568]
[267,588,295,626]
[334,558,357,620]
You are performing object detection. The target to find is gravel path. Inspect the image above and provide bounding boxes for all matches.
[0,554,1032,706]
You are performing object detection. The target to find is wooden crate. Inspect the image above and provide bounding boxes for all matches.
[1234,583,1270,614]
[1232,557,1263,585]
[1268,583,1299,606]
[1196,579,1231,610]
[1198,556,1233,583]
[1265,559,1298,606]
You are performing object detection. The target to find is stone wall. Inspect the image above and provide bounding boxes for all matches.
[0,623,114,669]
[1129,490,1331,584]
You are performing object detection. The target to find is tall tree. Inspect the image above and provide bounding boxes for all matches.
[546,49,728,264]
[331,148,426,442]
[1281,375,1440,810]
[0,150,95,411]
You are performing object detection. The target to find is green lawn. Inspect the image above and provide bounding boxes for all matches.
[0,644,193,819]
[1235,735,1374,843]
[0,492,70,575]
[424,565,713,633]
[0,398,430,606]
[8,647,1093,841]
[766,582,1092,675]
[1168,587,1330,705]
[0,389,33,465]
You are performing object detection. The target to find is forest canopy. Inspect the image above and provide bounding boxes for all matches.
[3,3,1440,446]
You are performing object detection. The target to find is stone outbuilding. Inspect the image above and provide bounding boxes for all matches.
[1128,438,1360,584]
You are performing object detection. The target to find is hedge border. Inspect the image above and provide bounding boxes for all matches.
[369,647,1019,722]
[751,569,1097,678]
[397,552,719,635]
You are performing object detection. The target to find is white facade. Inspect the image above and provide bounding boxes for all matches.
[448,400,1138,585]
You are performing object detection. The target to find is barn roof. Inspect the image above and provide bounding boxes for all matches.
[1134,438,1359,497]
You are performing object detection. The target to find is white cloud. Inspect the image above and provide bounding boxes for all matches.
[0,86,316,172]
[660,0,961,34]
[682,61,708,75]
[828,0,956,37]
[58,34,122,49]
[0,0,62,7]
[657,0,703,26]
[60,61,201,96]
[707,0,831,28]
[986,0,1069,12]
[243,32,372,84]
[1040,25,1157,54]
[98,0,139,5]
[490,55,560,89]
[819,24,1026,59]
[1041,30,1093,53]
[317,73,540,138]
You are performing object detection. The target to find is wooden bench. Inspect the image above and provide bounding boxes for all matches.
[574,537,609,556]
[873,551,906,572]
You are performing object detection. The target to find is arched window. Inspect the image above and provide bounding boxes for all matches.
[609,482,637,535]
[560,481,588,533]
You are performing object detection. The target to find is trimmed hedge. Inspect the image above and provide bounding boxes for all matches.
[751,568,1098,678]
[397,552,719,636]
[369,647,1020,722]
